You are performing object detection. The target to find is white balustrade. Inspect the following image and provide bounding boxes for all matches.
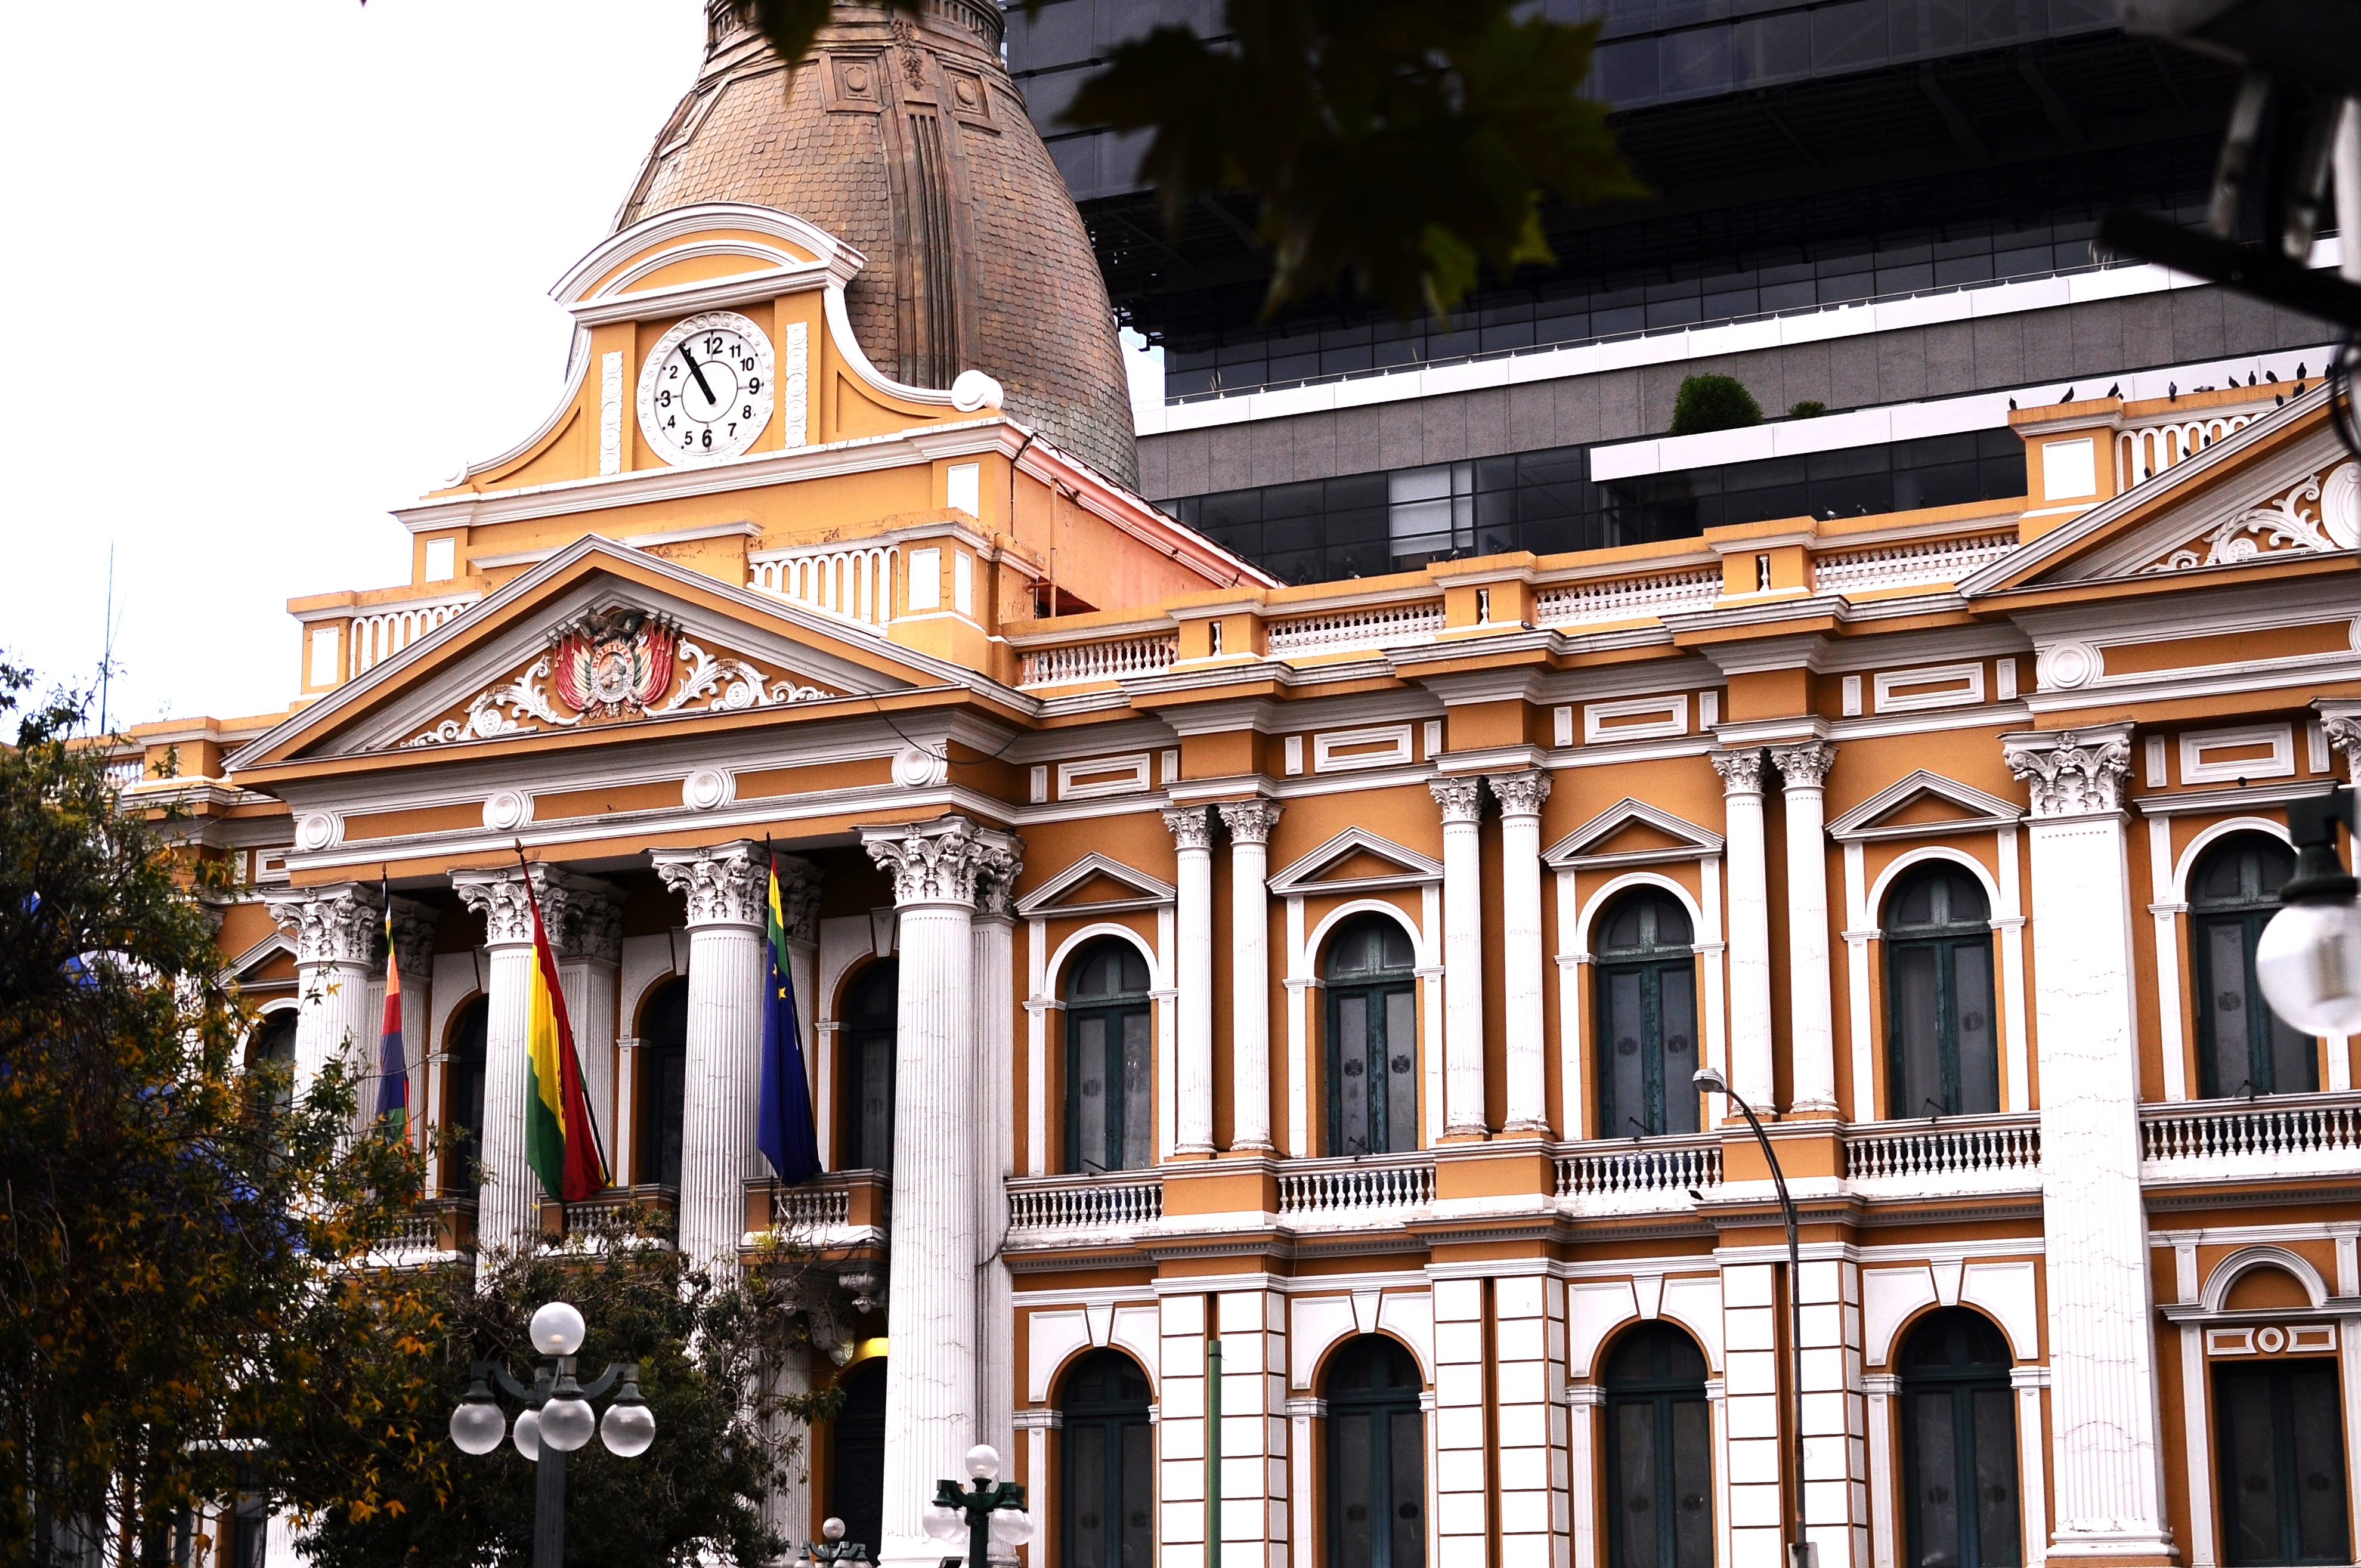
[1266,600,1444,655]
[749,543,898,629]
[774,1183,854,1230]
[1812,532,2017,595]
[349,598,473,678]
[2118,410,2259,486]
[1555,1136,1722,1212]
[1004,1176,1164,1232]
[1845,1115,2042,1195]
[1017,635,1177,688]
[2140,1094,2361,1180]
[1533,568,1721,627]
[1277,1156,1437,1220]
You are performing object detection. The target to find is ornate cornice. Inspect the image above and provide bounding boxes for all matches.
[1162,804,1215,854]
[1769,740,1837,791]
[1217,799,1283,846]
[265,882,382,969]
[2003,725,2133,820]
[1429,776,1484,824]
[1710,747,1766,796]
[861,815,1021,909]
[1487,769,1552,819]
[651,842,769,930]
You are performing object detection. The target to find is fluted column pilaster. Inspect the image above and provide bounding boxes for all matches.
[451,869,544,1256]
[1218,799,1282,1151]
[385,898,438,1147]
[651,843,768,1273]
[1431,776,1489,1137]
[266,883,382,1111]
[1712,749,1777,1112]
[861,815,1019,1568]
[1770,740,1839,1114]
[971,861,1021,1517]
[1164,805,1217,1155]
[1490,771,1552,1134]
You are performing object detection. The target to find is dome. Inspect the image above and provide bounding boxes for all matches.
[618,1,1140,488]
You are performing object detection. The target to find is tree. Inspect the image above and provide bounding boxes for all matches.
[0,664,425,1565]
[1668,373,1765,437]
[286,1233,838,1568]
[723,0,1642,320]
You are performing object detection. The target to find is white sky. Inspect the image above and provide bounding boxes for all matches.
[0,1,1162,729]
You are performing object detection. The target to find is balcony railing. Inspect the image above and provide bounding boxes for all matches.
[349,596,474,678]
[1555,1135,1722,1213]
[1812,533,2017,596]
[556,1185,678,1245]
[1005,1174,1165,1235]
[380,1197,475,1261]
[1845,1115,2042,1197]
[2141,1093,2361,1182]
[1018,633,1177,688]
[1277,1154,1435,1223]
[1534,568,1720,628]
[748,542,898,630]
[1265,601,1444,656]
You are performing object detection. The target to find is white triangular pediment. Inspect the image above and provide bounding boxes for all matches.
[219,929,296,988]
[1825,769,2022,842]
[1267,827,1443,896]
[231,536,976,767]
[1542,798,1722,868]
[1014,852,1177,916]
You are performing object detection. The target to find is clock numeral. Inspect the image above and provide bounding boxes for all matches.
[667,365,679,380]
[746,377,762,394]
[701,429,714,449]
[658,390,672,409]
[727,423,738,438]
[741,357,755,372]
[705,336,724,355]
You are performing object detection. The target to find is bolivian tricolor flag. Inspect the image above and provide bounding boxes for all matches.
[524,886,609,1202]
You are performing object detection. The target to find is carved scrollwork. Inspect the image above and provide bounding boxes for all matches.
[1486,769,1552,818]
[1769,740,1837,791]
[2003,727,2133,819]
[1710,747,1766,795]
[652,842,769,929]
[1428,775,1484,824]
[1161,804,1215,853]
[862,815,1020,908]
[2142,461,2360,573]
[266,882,383,968]
[1217,798,1283,845]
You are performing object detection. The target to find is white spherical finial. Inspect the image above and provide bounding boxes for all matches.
[950,370,1003,413]
[967,1443,1001,1480]
[821,1518,846,1542]
[528,1301,586,1357]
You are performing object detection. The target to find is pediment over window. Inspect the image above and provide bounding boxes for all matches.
[1825,769,2022,842]
[1543,799,1722,869]
[1267,828,1443,896]
[1014,853,1176,917]
[220,929,297,989]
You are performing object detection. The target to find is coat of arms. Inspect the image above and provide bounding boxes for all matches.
[552,608,676,720]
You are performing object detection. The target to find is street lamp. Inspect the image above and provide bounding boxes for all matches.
[2257,784,2361,1037]
[447,1301,656,1568]
[804,1516,871,1563]
[1694,1066,1812,1568]
[919,1445,1036,1568]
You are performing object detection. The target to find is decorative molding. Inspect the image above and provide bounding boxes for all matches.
[2140,459,2360,573]
[1487,769,1552,818]
[1014,851,1177,917]
[1218,798,1283,845]
[1428,775,1484,824]
[1161,804,1215,853]
[2003,725,2133,819]
[1824,768,2023,842]
[1768,739,1836,790]
[598,350,624,476]
[780,320,809,450]
[1543,797,1723,867]
[265,882,382,968]
[1710,747,1766,795]
[774,854,822,944]
[385,896,438,980]
[1268,827,1444,896]
[451,865,617,951]
[651,842,769,930]
[861,815,1021,908]
[2317,698,2361,776]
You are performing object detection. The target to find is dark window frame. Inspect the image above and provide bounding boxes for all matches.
[443,995,489,1195]
[1601,1323,1715,1568]
[1322,915,1420,1156]
[1323,1336,1428,1568]
[1898,1309,2022,1568]
[1593,891,1700,1139]
[2211,1356,2350,1566]
[2190,835,2314,1099]
[635,976,689,1189]
[1058,1349,1155,1568]
[1062,939,1155,1174]
[838,960,899,1172]
[1882,865,2000,1119]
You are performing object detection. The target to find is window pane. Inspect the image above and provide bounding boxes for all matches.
[1121,1009,1153,1171]
[1123,1419,1154,1567]
[1606,969,1649,1137]
[1954,943,1999,1115]
[1910,1389,1963,1568]
[2215,1368,2282,1564]
[1071,1422,1108,1564]
[1338,994,1372,1155]
[2267,998,2319,1096]
[860,1031,895,1171]
[1386,988,1420,1153]
[1892,946,1941,1118]
[1614,1403,1660,1568]
[1658,967,1698,1134]
[1077,1015,1108,1172]
[1970,1388,2021,1567]
[1388,1406,1428,1567]
[2205,919,2257,1097]
[1672,1398,1715,1568]
[1335,1410,1377,1567]
[2288,1362,2349,1563]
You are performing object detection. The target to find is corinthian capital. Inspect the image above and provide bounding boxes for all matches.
[1769,740,1836,791]
[1429,775,1484,824]
[2317,700,2361,780]
[265,882,382,969]
[385,896,440,980]
[2003,725,2133,819]
[1710,747,1766,796]
[1162,804,1215,853]
[651,842,769,930]
[548,875,623,964]
[861,815,1021,909]
[773,854,822,944]
[1217,798,1283,846]
[1487,769,1552,819]
[974,853,1025,922]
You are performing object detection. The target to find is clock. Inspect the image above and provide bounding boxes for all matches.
[636,311,775,465]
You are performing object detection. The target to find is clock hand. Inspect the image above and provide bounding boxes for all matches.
[677,343,719,407]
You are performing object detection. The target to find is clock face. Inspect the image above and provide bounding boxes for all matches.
[636,311,775,465]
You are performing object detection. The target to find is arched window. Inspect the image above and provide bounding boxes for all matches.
[2190,835,2313,1099]
[1325,916,1419,1156]
[443,995,488,1194]
[838,961,898,1171]
[1883,865,1998,1118]
[2213,1351,2349,1565]
[827,1359,887,1560]
[1595,891,1698,1139]
[249,1010,299,1119]
[1059,1350,1152,1567]
[1064,940,1154,1174]
[1898,1309,2020,1568]
[1602,1323,1713,1568]
[1324,1336,1425,1568]
[635,978,688,1189]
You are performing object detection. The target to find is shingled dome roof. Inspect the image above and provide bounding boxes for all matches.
[618,1,1140,488]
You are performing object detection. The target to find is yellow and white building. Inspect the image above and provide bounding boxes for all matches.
[135,6,2361,1568]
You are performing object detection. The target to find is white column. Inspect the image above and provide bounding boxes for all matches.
[554,885,623,1180]
[1568,1383,1604,1568]
[651,843,768,1273]
[1165,805,1217,1156]
[266,882,382,1109]
[973,863,1021,1496]
[451,870,541,1257]
[1492,770,1553,1135]
[861,815,1018,1568]
[1798,1255,1867,1568]
[2003,725,2174,1561]
[1161,1292,1210,1567]
[1430,1275,1490,1561]
[386,898,437,1151]
[1713,750,1777,1112]
[1494,1269,1568,1567]
[2013,1366,2052,1568]
[1218,799,1282,1151]
[1285,1397,1323,1568]
[1720,1258,1784,1568]
[1770,741,1839,1114]
[1216,1287,1286,1568]
[1863,1375,1899,1568]
[1431,777,1490,1138]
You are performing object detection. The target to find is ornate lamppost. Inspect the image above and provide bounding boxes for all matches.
[919,1445,1036,1567]
[447,1302,657,1568]
[803,1517,871,1563]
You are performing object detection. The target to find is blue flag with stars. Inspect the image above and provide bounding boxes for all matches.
[757,853,822,1184]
